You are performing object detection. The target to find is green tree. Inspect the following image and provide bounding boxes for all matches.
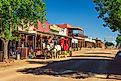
[93,0,121,33]
[0,0,46,60]
[105,41,114,48]
[116,35,121,48]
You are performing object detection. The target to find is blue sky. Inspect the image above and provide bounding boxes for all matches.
[43,0,118,43]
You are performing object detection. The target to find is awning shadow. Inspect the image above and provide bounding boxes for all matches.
[71,55,114,59]
[85,52,111,54]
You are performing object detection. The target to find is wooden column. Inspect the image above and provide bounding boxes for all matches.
[25,35,28,59]
[25,35,28,47]
[40,35,43,50]
[35,34,36,51]
[32,35,35,51]
[70,38,72,48]
[18,34,21,47]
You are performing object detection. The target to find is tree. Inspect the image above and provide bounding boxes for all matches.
[0,0,46,60]
[93,0,121,33]
[116,35,121,48]
[105,41,114,48]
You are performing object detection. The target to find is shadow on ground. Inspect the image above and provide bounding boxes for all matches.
[71,55,114,59]
[26,60,53,64]
[84,52,111,54]
[17,56,121,80]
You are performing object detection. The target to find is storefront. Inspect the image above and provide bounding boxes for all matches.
[16,31,36,59]
[85,38,96,48]
[17,22,37,59]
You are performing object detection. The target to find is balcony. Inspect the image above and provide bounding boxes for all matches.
[68,27,84,38]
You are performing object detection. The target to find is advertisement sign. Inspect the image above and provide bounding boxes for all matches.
[59,28,67,36]
[72,38,78,43]
[50,25,61,31]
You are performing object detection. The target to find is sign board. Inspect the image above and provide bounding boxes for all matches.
[72,38,78,43]
[50,25,61,31]
[59,28,67,36]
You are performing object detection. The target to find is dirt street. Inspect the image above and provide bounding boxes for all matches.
[0,49,120,81]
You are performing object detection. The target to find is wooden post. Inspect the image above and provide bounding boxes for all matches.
[40,35,42,50]
[25,35,28,47]
[32,35,35,51]
[25,35,28,59]
[35,34,36,51]
[18,34,21,47]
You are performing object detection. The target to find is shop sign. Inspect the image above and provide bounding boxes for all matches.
[50,25,61,31]
[59,28,67,36]
[72,38,78,43]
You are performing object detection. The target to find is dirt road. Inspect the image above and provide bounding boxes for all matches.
[0,49,120,81]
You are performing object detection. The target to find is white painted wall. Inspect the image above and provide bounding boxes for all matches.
[72,38,78,43]
[85,38,96,43]
[59,28,67,36]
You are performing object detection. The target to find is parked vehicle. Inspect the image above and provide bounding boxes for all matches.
[114,50,121,64]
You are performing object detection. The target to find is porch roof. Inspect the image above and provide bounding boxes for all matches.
[37,31,72,38]
[68,27,83,31]
[19,31,36,35]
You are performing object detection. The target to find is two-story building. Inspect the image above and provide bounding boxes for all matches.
[94,38,105,48]
[57,24,85,50]
[68,27,85,50]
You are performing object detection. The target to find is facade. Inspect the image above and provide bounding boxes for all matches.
[59,28,67,36]
[11,21,51,59]
[0,20,106,61]
[57,24,72,51]
[57,24,71,36]
[85,37,96,48]
[84,37,105,48]
[95,39,105,48]
[38,21,50,32]
[57,24,85,50]
[68,27,85,50]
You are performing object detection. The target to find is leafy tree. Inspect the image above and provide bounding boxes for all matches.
[93,0,121,33]
[116,35,121,48]
[0,0,46,60]
[105,41,114,48]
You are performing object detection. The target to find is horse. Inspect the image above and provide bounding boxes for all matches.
[42,43,51,59]
[50,44,61,59]
[42,42,61,59]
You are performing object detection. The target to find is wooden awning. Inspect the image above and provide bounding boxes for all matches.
[68,27,83,31]
[37,31,72,38]
[19,31,36,35]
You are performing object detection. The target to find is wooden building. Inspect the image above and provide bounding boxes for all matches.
[68,27,85,50]
[85,37,96,48]
[95,38,105,48]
